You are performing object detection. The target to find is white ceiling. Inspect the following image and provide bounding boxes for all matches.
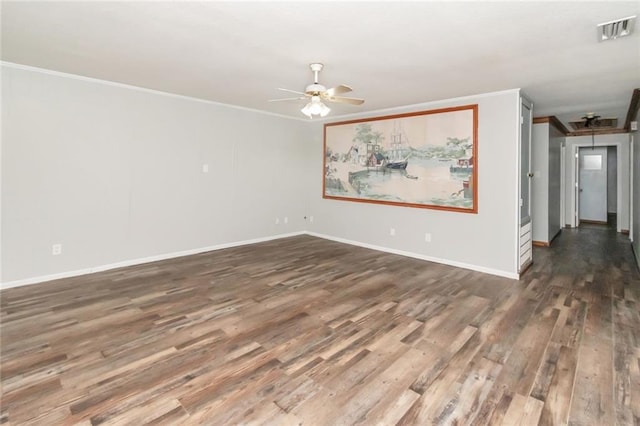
[2,1,639,127]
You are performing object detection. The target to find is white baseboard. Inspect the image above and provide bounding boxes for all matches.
[1,230,518,289]
[0,232,305,290]
[305,232,519,280]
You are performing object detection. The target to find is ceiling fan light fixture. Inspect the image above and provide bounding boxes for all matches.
[301,95,330,118]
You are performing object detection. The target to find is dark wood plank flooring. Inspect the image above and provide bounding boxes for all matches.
[1,227,639,425]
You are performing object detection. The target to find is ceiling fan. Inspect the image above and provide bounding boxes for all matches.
[269,63,364,118]
[572,112,618,149]
[570,112,617,130]
[581,112,602,128]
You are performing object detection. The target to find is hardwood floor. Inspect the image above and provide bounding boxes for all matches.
[1,228,639,425]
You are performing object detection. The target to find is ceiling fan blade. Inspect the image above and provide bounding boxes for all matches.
[324,85,353,97]
[268,96,308,102]
[325,96,365,105]
[277,88,308,96]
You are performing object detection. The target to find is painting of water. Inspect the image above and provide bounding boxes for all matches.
[323,105,477,213]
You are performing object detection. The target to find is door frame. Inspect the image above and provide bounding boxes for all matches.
[520,99,533,226]
[630,135,634,241]
[517,95,533,274]
[560,141,566,228]
[571,142,622,232]
[577,146,608,223]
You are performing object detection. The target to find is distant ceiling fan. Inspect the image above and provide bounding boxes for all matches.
[269,63,364,118]
[576,112,611,149]
[581,112,602,128]
[570,112,618,130]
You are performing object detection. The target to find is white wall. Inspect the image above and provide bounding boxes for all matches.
[531,123,549,243]
[306,90,521,277]
[632,106,640,266]
[607,146,618,213]
[1,65,310,284]
[531,122,563,244]
[563,133,630,231]
[2,65,523,284]
[548,124,563,242]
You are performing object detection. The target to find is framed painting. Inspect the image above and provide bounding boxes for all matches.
[323,104,478,213]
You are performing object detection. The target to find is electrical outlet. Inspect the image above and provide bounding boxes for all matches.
[202,164,209,173]
[275,218,280,225]
[52,244,62,255]
[390,228,396,236]
[425,233,432,243]
[309,216,314,223]
[284,217,288,224]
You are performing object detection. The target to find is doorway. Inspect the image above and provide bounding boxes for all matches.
[575,145,619,229]
[578,147,608,223]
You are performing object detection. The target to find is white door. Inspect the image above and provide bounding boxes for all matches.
[578,147,608,223]
[519,97,533,272]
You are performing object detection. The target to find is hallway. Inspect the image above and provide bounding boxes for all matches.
[526,225,640,424]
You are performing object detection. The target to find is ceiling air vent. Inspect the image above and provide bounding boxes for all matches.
[598,16,636,41]
[569,117,617,131]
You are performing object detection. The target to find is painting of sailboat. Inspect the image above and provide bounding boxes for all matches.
[323,104,478,213]
[385,121,410,169]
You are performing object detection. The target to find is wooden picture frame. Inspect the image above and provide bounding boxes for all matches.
[323,104,478,213]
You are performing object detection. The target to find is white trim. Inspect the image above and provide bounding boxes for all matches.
[560,141,566,228]
[0,68,3,283]
[571,141,625,232]
[317,88,523,123]
[630,135,634,241]
[517,94,533,273]
[0,232,305,289]
[2,62,521,124]
[576,149,580,226]
[1,61,308,122]
[619,145,623,233]
[1,229,521,289]
[306,232,520,280]
[515,94,522,274]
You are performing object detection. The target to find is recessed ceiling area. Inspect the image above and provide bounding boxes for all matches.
[2,1,639,127]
